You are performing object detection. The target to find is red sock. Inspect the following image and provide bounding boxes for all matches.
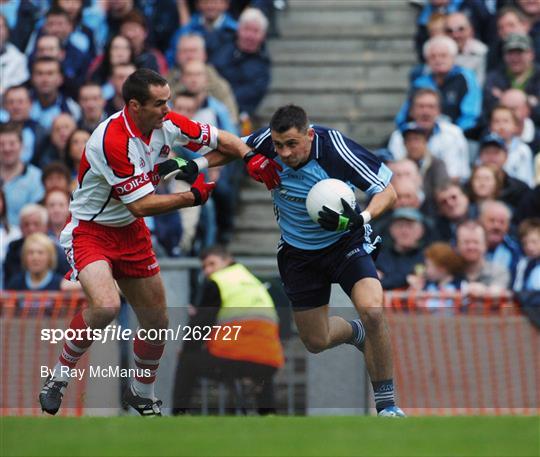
[59,311,93,368]
[133,336,165,383]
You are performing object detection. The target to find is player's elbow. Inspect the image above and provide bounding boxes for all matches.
[127,201,147,218]
[385,184,397,208]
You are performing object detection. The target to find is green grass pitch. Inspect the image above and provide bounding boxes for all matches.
[1,416,538,457]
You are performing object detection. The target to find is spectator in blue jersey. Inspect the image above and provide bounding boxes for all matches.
[30,6,94,99]
[166,0,237,66]
[2,85,47,165]
[396,35,482,134]
[29,57,81,131]
[484,33,540,125]
[194,104,404,416]
[53,0,99,56]
[0,123,44,227]
[513,218,540,292]
[479,199,522,279]
[0,15,29,98]
[212,7,271,118]
[6,233,69,291]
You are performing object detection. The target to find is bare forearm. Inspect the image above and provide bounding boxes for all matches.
[201,130,252,167]
[127,192,195,217]
[365,184,397,220]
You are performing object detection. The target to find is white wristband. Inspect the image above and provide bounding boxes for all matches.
[360,210,371,224]
[193,156,209,171]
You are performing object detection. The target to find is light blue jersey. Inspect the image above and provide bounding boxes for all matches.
[245,125,392,251]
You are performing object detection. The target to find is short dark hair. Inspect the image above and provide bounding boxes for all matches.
[174,90,197,99]
[0,122,22,141]
[411,88,441,107]
[270,104,309,133]
[4,84,30,100]
[199,245,233,262]
[122,68,168,105]
[31,56,62,73]
[121,9,148,29]
[78,81,102,97]
[41,161,71,184]
[46,5,71,21]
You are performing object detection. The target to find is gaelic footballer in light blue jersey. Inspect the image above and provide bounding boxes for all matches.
[244,125,392,251]
[242,105,405,417]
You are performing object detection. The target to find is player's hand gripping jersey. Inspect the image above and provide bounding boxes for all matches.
[68,108,218,227]
[244,126,392,250]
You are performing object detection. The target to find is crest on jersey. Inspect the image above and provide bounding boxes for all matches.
[159,145,170,157]
[140,157,146,168]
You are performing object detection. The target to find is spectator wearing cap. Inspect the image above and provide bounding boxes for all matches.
[119,10,167,74]
[479,199,522,278]
[486,7,531,72]
[488,105,535,187]
[396,35,482,134]
[484,33,540,124]
[500,88,540,155]
[400,122,450,204]
[376,207,427,290]
[0,14,29,97]
[456,219,510,297]
[477,133,530,210]
[516,0,540,64]
[212,7,271,117]
[388,88,470,181]
[445,12,488,86]
[2,85,47,165]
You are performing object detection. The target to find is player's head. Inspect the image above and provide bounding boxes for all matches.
[123,68,171,132]
[199,245,234,276]
[270,104,314,168]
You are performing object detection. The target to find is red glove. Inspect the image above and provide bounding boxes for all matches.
[244,152,283,190]
[190,173,216,206]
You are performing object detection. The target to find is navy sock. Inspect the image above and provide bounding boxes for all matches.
[348,319,365,346]
[372,379,395,413]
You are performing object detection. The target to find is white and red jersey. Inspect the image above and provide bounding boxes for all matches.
[68,107,218,227]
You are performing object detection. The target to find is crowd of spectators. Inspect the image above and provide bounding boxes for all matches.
[0,0,276,291]
[1,0,538,302]
[376,0,540,304]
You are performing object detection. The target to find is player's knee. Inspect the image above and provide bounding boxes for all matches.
[358,306,384,330]
[301,334,329,354]
[87,304,120,328]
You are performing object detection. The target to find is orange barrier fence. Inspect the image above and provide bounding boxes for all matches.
[0,291,88,416]
[384,291,539,415]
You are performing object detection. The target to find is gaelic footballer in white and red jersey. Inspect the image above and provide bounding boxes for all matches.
[60,107,217,279]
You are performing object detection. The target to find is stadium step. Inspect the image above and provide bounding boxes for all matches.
[230,0,416,256]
